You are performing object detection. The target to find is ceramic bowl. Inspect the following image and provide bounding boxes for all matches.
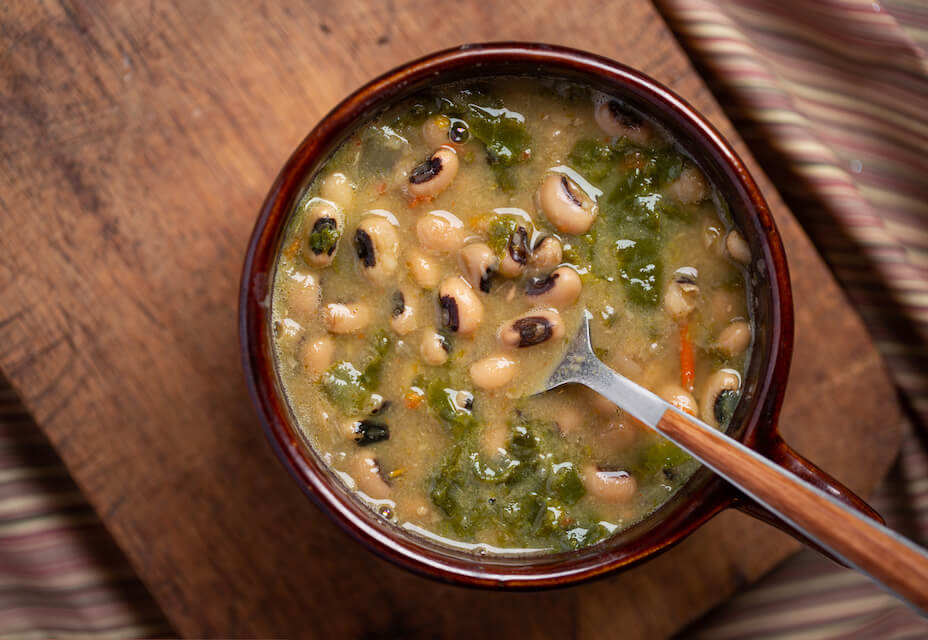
[239,42,881,588]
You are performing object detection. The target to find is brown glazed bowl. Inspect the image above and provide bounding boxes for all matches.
[240,43,882,588]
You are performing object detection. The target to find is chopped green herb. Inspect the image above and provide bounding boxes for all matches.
[615,237,663,306]
[425,378,478,434]
[568,138,617,183]
[320,361,369,415]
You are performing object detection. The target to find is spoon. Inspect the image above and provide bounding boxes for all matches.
[537,312,928,613]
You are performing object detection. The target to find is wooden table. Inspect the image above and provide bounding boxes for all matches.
[0,1,905,637]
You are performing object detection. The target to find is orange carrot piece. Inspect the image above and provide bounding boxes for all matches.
[403,390,423,409]
[680,323,695,393]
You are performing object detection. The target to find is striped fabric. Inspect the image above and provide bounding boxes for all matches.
[0,380,171,639]
[655,0,928,635]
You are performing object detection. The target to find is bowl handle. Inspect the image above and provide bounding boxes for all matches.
[733,434,884,563]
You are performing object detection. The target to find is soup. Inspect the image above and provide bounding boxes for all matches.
[271,77,752,553]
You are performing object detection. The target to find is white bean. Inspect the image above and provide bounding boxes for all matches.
[460,243,498,293]
[302,200,345,268]
[530,236,563,272]
[725,230,752,265]
[700,369,741,427]
[355,215,399,284]
[469,355,518,390]
[438,276,484,336]
[406,248,442,290]
[416,211,466,253]
[525,266,582,309]
[350,454,391,500]
[422,115,451,148]
[594,99,652,145]
[287,272,320,319]
[390,291,417,335]
[420,329,450,365]
[320,172,354,208]
[300,336,335,381]
[668,164,709,204]
[498,309,565,348]
[658,384,698,416]
[407,146,459,200]
[583,466,637,503]
[537,174,597,234]
[717,320,751,357]
[664,274,700,321]
[481,422,509,458]
[322,302,370,334]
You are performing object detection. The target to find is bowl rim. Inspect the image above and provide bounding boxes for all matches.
[239,41,794,588]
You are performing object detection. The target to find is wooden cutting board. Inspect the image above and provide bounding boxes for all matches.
[0,1,905,637]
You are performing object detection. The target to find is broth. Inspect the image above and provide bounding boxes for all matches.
[271,77,752,553]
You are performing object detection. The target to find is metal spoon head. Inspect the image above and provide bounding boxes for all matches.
[533,310,600,394]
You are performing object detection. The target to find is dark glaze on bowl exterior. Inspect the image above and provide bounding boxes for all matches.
[240,43,882,588]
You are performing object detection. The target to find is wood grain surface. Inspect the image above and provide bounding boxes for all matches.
[0,1,905,638]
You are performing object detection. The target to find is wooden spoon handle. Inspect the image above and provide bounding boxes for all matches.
[657,408,928,613]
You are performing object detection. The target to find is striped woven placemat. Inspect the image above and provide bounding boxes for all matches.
[0,381,171,639]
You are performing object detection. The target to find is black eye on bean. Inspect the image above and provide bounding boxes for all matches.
[391,291,405,317]
[409,156,443,184]
[607,100,643,129]
[439,295,460,332]
[354,228,376,267]
[508,226,529,264]
[352,420,390,446]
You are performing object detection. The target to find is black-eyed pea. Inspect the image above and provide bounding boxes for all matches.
[537,174,597,234]
[481,422,509,458]
[610,352,644,381]
[302,200,345,268]
[396,495,436,524]
[498,309,565,348]
[717,320,751,357]
[322,302,371,334]
[460,242,498,293]
[725,229,752,265]
[320,172,354,208]
[583,466,638,503]
[668,164,709,204]
[287,272,320,319]
[438,276,484,335]
[350,454,391,500]
[416,211,467,253]
[664,270,700,321]
[525,266,581,308]
[389,290,417,335]
[407,146,459,200]
[354,215,399,285]
[592,415,641,454]
[469,354,518,390]
[700,369,741,427]
[406,247,442,290]
[658,384,698,416]
[422,115,451,148]
[530,235,563,272]
[420,329,450,366]
[594,99,652,146]
[555,404,585,437]
[300,335,335,381]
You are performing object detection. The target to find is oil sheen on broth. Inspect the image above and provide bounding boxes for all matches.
[272,78,752,554]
